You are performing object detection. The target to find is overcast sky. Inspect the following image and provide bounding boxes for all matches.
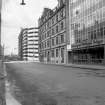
[1,0,57,55]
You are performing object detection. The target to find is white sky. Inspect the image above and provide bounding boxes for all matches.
[1,0,58,55]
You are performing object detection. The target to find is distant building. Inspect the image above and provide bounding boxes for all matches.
[69,0,105,64]
[38,0,69,64]
[18,27,39,61]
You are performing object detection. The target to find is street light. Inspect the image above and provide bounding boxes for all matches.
[20,0,26,5]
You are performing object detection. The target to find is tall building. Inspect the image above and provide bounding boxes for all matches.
[18,29,24,60]
[38,0,69,64]
[68,0,105,64]
[0,0,2,59]
[18,27,39,61]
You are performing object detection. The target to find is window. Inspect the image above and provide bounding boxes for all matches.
[42,43,44,49]
[47,40,50,47]
[47,30,51,37]
[61,34,64,43]
[94,30,97,39]
[56,14,58,22]
[61,47,64,63]
[56,36,59,45]
[52,18,54,25]
[61,21,64,30]
[56,25,59,33]
[91,31,94,40]
[100,27,104,38]
[42,34,44,40]
[60,9,64,18]
[56,49,59,57]
[104,27,105,36]
[52,28,55,35]
[47,31,50,37]
[47,21,49,28]
[45,24,47,30]
[51,49,55,57]
[97,29,101,39]
[45,41,46,48]
[44,51,46,57]
[52,38,55,46]
[45,33,46,39]
[88,32,91,41]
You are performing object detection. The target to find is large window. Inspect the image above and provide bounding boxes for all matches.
[45,41,46,48]
[61,21,64,30]
[47,40,50,47]
[60,9,64,18]
[51,49,55,57]
[47,30,51,37]
[52,38,55,46]
[56,36,59,45]
[56,49,59,57]
[44,51,46,57]
[56,25,59,33]
[52,28,55,35]
[61,34,65,43]
[61,47,64,63]
[100,27,104,39]
[45,33,46,39]
[56,14,58,22]
[104,27,105,36]
[52,17,54,25]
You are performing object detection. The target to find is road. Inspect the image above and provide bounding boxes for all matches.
[5,62,105,105]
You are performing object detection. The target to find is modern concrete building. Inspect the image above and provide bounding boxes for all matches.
[18,27,39,61]
[38,0,69,64]
[68,0,105,64]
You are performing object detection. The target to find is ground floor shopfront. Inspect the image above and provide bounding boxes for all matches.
[71,44,105,65]
[39,46,67,64]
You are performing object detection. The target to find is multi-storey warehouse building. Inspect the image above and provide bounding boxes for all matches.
[69,0,105,64]
[38,0,69,64]
[18,28,39,61]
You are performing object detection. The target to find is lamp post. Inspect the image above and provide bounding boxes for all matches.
[20,0,26,5]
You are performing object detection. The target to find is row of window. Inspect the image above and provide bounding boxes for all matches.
[40,33,65,49]
[52,34,65,46]
[40,20,65,41]
[74,26,105,44]
[71,0,105,19]
[71,3,105,31]
[42,47,65,58]
[39,7,66,32]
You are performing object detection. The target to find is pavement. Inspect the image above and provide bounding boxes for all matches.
[6,61,105,70]
[0,60,6,105]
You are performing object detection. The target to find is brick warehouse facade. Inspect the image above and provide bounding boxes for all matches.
[18,28,39,61]
[69,0,105,65]
[38,0,69,64]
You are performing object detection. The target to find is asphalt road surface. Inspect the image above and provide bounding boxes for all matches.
[5,62,105,105]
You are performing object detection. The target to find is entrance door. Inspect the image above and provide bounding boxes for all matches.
[61,48,64,63]
[47,51,50,62]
